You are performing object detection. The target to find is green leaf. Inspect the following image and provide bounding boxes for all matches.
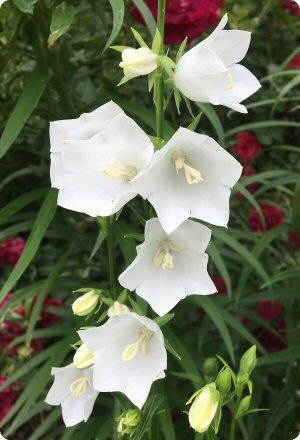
[131,395,164,440]
[225,120,300,139]
[103,0,124,52]
[131,0,156,36]
[165,339,181,360]
[0,68,51,160]
[0,189,58,303]
[187,112,202,132]
[196,103,225,146]
[293,184,300,237]
[48,4,75,47]
[257,345,300,366]
[13,0,37,13]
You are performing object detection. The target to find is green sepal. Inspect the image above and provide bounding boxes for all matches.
[187,113,203,132]
[110,45,129,52]
[176,37,188,63]
[131,27,149,48]
[154,313,175,327]
[151,29,162,54]
[157,55,176,70]
[148,135,166,149]
[118,76,132,87]
[117,289,128,304]
[164,339,181,361]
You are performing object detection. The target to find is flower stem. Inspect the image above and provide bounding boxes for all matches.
[106,216,116,299]
[229,394,242,440]
[155,0,166,139]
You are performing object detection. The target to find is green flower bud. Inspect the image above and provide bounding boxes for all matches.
[216,368,231,396]
[188,383,220,434]
[17,344,32,359]
[239,346,257,377]
[72,290,99,316]
[117,409,141,437]
[203,357,218,377]
[236,395,251,418]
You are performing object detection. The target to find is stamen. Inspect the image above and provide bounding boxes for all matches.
[171,150,203,185]
[101,159,137,182]
[153,240,184,270]
[224,72,234,90]
[121,327,153,362]
[70,376,88,396]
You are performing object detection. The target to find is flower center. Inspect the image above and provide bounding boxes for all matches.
[224,71,234,90]
[153,239,184,270]
[171,150,203,185]
[70,376,88,396]
[121,327,153,362]
[101,159,137,182]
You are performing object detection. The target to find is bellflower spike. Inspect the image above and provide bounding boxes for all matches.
[50,101,154,217]
[119,218,216,316]
[174,14,261,113]
[134,128,242,234]
[79,312,167,409]
[45,364,98,427]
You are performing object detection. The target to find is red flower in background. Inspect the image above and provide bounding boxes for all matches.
[239,165,258,197]
[289,229,300,250]
[230,132,261,165]
[288,54,300,69]
[0,238,25,267]
[283,0,300,15]
[0,377,19,422]
[131,0,223,45]
[248,203,285,232]
[255,300,282,321]
[212,275,228,294]
[256,320,287,353]
[37,296,64,329]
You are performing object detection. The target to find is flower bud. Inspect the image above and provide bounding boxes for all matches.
[107,301,130,317]
[216,368,231,396]
[117,409,141,437]
[17,344,32,359]
[73,343,94,369]
[188,383,220,433]
[203,357,218,377]
[236,395,251,418]
[239,346,257,377]
[72,290,99,316]
[119,47,158,79]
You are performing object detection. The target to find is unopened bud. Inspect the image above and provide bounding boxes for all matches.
[72,290,99,316]
[119,47,158,79]
[73,343,94,369]
[17,344,32,359]
[117,409,141,437]
[188,383,220,434]
[236,395,251,418]
[239,346,257,377]
[216,368,231,396]
[108,301,130,317]
[203,357,218,377]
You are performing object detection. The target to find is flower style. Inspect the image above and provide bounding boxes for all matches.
[50,101,154,217]
[134,127,242,233]
[119,47,158,79]
[174,14,261,113]
[79,312,167,409]
[119,218,216,316]
[45,364,98,427]
[131,0,222,45]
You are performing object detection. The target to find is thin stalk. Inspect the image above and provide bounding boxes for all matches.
[155,0,166,139]
[229,395,242,440]
[106,216,116,299]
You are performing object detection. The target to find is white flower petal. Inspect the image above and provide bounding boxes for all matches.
[45,364,78,406]
[119,218,216,316]
[50,152,64,189]
[205,30,251,65]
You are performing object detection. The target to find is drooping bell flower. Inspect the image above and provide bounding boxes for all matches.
[45,364,98,427]
[134,127,242,234]
[174,14,261,113]
[79,312,167,409]
[119,218,216,316]
[50,101,154,217]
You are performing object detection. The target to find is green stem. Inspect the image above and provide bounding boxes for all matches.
[155,0,166,139]
[229,395,242,440]
[106,216,116,299]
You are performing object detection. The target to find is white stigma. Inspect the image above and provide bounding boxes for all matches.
[224,71,234,90]
[70,375,88,396]
[121,327,153,362]
[101,159,137,182]
[171,150,203,185]
[153,239,184,270]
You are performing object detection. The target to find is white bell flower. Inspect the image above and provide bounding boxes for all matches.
[120,47,158,79]
[0,434,8,440]
[0,1,7,7]
[174,14,261,113]
[45,363,98,427]
[50,101,154,217]
[134,127,242,234]
[118,218,216,316]
[78,312,167,409]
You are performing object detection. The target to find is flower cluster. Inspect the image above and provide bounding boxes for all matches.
[0,238,25,268]
[248,203,285,233]
[131,0,223,45]
[45,13,261,433]
[0,377,19,423]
